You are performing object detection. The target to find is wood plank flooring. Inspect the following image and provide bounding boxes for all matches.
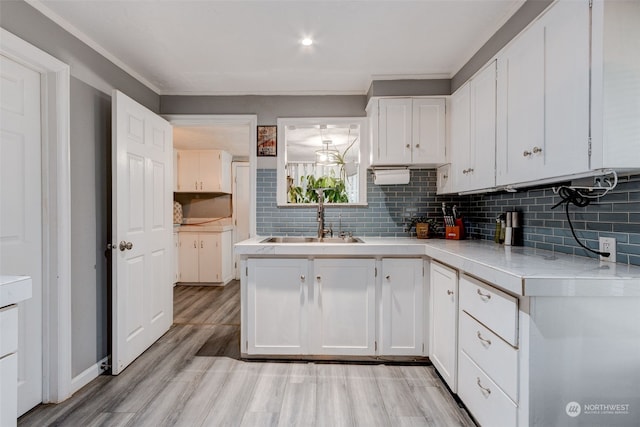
[19,281,475,427]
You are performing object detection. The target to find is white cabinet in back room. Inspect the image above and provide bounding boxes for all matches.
[178,230,232,284]
[429,261,458,392]
[175,149,232,193]
[380,258,424,356]
[368,97,446,167]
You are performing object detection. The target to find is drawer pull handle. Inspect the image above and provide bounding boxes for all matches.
[447,290,454,295]
[476,289,492,300]
[385,275,391,280]
[476,331,492,346]
[300,275,305,281]
[476,377,491,395]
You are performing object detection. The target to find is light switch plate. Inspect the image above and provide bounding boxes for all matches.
[599,237,616,263]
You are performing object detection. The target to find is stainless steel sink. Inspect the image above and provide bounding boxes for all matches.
[261,236,364,244]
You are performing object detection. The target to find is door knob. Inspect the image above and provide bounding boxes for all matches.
[119,241,133,251]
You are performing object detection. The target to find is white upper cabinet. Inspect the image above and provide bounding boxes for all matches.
[368,97,446,167]
[450,61,496,193]
[496,0,590,186]
[590,0,640,170]
[175,149,232,193]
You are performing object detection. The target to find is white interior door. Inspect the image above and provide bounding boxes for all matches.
[232,162,250,279]
[112,90,173,375]
[0,54,44,415]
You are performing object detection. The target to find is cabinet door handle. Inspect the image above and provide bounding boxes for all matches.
[523,150,532,157]
[476,378,491,395]
[533,146,543,154]
[447,290,454,295]
[300,275,305,281]
[316,276,321,281]
[406,144,410,148]
[385,275,390,280]
[200,181,203,190]
[477,289,492,300]
[415,144,420,148]
[193,240,197,248]
[201,240,204,248]
[442,174,448,179]
[476,331,492,346]
[195,181,198,189]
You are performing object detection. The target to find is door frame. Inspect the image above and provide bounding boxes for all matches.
[164,114,257,238]
[1,28,72,403]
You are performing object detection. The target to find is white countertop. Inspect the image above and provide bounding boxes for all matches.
[0,275,33,307]
[235,237,640,297]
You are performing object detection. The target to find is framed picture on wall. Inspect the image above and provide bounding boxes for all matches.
[257,125,277,157]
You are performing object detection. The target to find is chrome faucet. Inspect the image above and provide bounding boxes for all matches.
[316,189,332,239]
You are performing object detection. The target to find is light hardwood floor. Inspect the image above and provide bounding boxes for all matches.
[19,282,475,427]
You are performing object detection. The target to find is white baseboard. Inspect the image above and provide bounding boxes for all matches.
[70,356,109,394]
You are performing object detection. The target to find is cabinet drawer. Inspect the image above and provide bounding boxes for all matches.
[459,275,518,346]
[458,351,517,427]
[0,306,18,358]
[459,312,518,402]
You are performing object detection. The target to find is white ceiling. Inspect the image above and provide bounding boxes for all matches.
[33,0,525,96]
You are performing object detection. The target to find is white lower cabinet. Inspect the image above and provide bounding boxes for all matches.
[380,258,424,356]
[178,230,233,284]
[246,258,308,355]
[429,261,458,391]
[458,274,519,426]
[312,258,376,356]
[0,353,18,427]
[245,257,419,357]
[1,305,19,427]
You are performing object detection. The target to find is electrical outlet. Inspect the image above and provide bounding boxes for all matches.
[599,237,616,263]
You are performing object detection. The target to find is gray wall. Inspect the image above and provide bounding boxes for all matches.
[161,95,367,125]
[69,78,111,374]
[1,1,160,377]
[161,95,367,169]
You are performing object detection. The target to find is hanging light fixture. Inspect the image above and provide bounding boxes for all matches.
[315,139,339,165]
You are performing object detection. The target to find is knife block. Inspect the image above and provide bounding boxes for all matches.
[445,219,465,240]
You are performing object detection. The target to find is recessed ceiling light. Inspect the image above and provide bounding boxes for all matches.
[301,38,313,46]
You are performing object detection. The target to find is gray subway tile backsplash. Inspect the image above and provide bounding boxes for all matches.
[257,169,640,266]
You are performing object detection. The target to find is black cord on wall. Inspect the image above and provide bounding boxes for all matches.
[551,187,610,258]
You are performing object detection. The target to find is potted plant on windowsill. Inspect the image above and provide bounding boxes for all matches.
[408,216,439,239]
